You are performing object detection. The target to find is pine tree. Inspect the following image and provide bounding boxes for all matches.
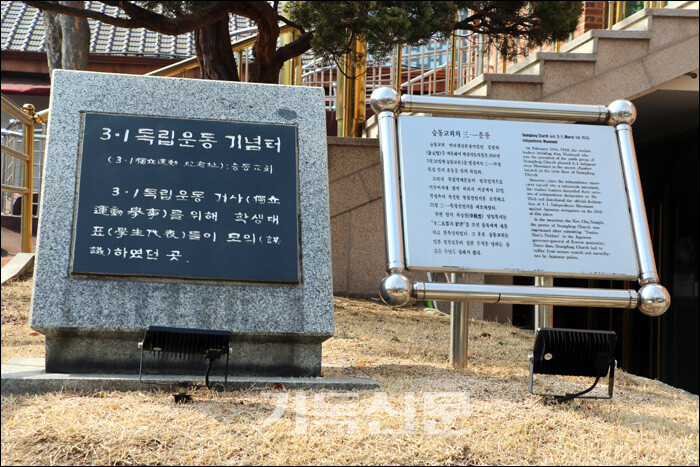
[22,1,583,83]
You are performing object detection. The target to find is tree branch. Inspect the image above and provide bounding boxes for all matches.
[23,1,152,29]
[277,14,306,34]
[276,30,313,63]
[458,6,538,32]
[104,1,230,33]
[454,11,537,38]
[22,1,231,35]
[454,11,483,30]
[241,2,282,82]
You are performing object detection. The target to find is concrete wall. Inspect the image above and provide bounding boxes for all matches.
[327,136,503,322]
[327,137,384,297]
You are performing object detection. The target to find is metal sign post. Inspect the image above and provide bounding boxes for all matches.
[450,273,469,370]
[534,276,554,329]
[372,86,671,365]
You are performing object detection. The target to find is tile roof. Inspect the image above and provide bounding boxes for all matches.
[1,1,260,58]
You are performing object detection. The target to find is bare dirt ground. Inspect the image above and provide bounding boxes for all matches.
[2,276,698,465]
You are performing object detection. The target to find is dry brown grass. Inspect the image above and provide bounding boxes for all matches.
[2,276,699,465]
[1,275,44,363]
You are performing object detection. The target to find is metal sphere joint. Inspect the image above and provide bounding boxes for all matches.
[380,273,412,307]
[637,283,671,316]
[607,99,636,126]
[370,87,400,114]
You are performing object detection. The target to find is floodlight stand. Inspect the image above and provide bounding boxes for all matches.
[528,328,617,401]
[528,356,616,401]
[137,326,232,389]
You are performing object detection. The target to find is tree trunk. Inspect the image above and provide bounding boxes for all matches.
[194,17,239,81]
[43,1,90,80]
[250,18,283,83]
[251,54,283,84]
[43,10,62,80]
[59,1,90,71]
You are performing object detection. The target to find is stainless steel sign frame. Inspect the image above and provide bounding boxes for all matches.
[371,87,670,316]
[397,115,637,279]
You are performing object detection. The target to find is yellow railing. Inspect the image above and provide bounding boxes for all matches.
[1,94,35,252]
[336,36,367,137]
[605,1,668,28]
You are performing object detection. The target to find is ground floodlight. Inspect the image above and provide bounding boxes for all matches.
[528,328,617,402]
[174,381,192,404]
[138,326,232,395]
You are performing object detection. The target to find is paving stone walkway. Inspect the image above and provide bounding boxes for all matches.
[1,226,36,269]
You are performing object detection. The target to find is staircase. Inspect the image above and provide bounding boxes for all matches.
[454,3,699,105]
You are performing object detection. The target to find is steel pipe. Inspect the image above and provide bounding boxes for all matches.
[617,123,657,284]
[414,281,639,309]
[371,88,405,273]
[400,93,608,123]
[534,276,554,329]
[377,111,405,272]
[450,273,469,370]
[610,100,658,285]
[415,281,500,303]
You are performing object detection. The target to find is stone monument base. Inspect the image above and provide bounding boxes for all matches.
[43,329,330,377]
[1,357,380,395]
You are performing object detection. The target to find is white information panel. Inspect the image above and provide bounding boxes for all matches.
[397,115,639,279]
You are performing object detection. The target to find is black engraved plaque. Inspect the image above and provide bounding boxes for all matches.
[71,112,300,283]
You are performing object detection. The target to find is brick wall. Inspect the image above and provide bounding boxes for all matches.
[501,2,608,67]
[577,1,607,37]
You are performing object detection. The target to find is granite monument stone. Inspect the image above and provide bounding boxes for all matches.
[30,70,333,376]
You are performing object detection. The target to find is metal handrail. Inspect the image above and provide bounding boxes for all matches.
[400,63,447,88]
[1,183,29,194]
[1,95,34,126]
[1,129,47,139]
[0,95,35,252]
[1,144,30,162]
